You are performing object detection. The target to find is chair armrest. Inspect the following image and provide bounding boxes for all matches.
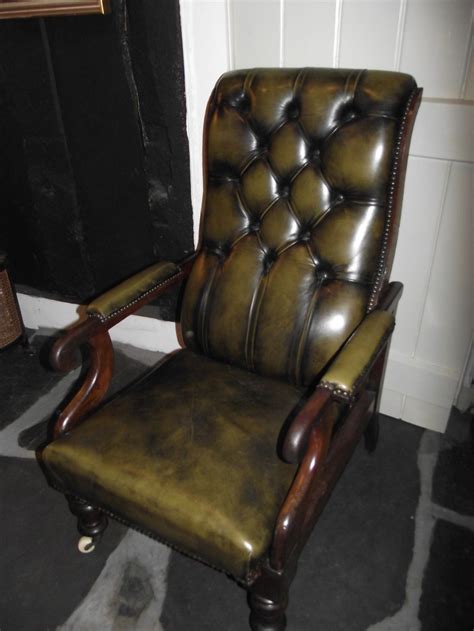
[87,260,181,321]
[50,253,196,374]
[49,253,196,437]
[282,306,396,464]
[318,309,395,402]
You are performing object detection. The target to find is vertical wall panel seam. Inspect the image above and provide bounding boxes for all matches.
[393,0,408,71]
[400,393,407,419]
[412,160,452,359]
[459,15,473,99]
[279,0,285,67]
[332,0,343,68]
[225,0,234,71]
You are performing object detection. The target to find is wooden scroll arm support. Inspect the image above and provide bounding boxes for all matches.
[271,282,403,571]
[50,253,196,439]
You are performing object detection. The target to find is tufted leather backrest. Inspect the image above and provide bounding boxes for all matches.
[181,68,419,387]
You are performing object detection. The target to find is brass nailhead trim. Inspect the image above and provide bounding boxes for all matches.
[91,269,184,323]
[368,88,418,312]
[59,487,254,585]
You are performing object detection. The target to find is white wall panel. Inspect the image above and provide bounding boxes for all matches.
[403,396,450,433]
[230,0,281,68]
[415,162,473,371]
[400,0,473,98]
[283,0,336,67]
[179,0,230,244]
[339,0,401,70]
[390,156,449,357]
[410,100,474,163]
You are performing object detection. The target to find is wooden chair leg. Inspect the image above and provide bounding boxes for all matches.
[248,567,289,631]
[364,412,380,453]
[67,495,108,552]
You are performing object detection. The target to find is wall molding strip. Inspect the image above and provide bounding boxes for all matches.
[332,0,343,68]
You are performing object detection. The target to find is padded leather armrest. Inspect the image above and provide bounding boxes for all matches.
[318,310,395,401]
[87,260,180,320]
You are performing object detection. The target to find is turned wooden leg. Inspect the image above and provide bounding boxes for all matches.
[248,567,289,631]
[67,495,108,552]
[364,412,380,453]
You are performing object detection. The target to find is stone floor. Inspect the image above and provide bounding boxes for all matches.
[0,331,473,631]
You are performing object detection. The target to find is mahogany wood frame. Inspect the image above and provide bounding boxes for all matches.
[44,87,422,630]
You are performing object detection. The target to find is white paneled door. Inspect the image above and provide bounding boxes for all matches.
[180,0,474,431]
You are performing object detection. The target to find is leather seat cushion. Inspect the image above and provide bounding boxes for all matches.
[42,349,303,579]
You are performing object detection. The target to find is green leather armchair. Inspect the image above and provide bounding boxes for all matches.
[39,68,421,630]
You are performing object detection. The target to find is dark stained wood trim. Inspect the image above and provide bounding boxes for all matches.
[295,390,375,557]
[53,328,114,438]
[271,399,336,571]
[377,281,403,314]
[281,388,333,464]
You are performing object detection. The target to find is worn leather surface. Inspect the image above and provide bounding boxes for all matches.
[181,68,417,386]
[319,310,394,398]
[87,260,179,319]
[42,349,302,578]
[43,68,419,582]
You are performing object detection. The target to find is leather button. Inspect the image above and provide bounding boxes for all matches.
[336,193,345,203]
[286,100,300,120]
[263,249,278,273]
[228,92,251,115]
[279,183,291,198]
[249,220,261,232]
[299,228,311,242]
[257,136,269,153]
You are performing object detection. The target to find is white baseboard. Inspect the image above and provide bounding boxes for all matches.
[17,293,180,354]
[380,351,459,432]
[18,293,456,432]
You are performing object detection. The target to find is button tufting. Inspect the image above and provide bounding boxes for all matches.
[257,136,269,152]
[249,219,261,232]
[228,92,251,115]
[286,100,300,121]
[299,228,311,242]
[263,249,278,273]
[308,145,321,163]
[279,183,291,198]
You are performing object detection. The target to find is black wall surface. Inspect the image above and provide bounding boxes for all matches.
[0,0,193,320]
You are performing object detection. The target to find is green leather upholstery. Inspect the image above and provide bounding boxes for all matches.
[319,310,394,399]
[181,68,417,386]
[42,68,418,584]
[43,349,301,578]
[87,260,179,320]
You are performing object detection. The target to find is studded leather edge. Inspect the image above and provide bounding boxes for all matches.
[367,87,419,313]
[88,269,185,324]
[317,321,395,403]
[53,485,257,586]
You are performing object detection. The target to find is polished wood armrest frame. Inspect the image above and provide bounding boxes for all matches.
[268,281,402,573]
[50,253,196,438]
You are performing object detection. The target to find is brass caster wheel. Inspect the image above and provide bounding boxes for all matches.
[78,536,95,554]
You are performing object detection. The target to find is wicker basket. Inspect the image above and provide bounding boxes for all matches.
[0,253,24,349]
